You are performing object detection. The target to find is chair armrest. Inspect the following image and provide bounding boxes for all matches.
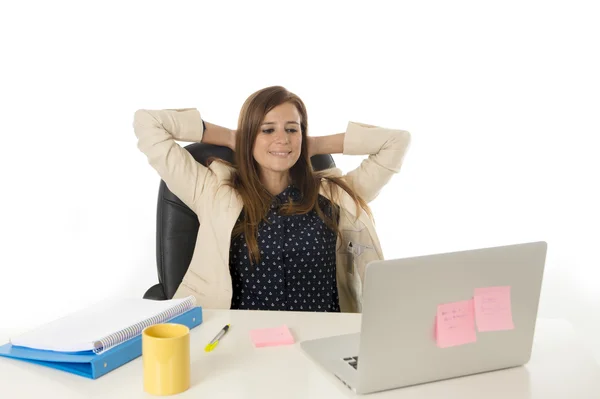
[143,283,167,300]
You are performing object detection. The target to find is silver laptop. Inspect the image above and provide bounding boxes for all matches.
[301,241,547,394]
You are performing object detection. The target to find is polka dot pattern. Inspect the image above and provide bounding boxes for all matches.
[229,185,340,312]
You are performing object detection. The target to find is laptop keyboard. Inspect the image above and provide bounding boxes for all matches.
[343,356,359,370]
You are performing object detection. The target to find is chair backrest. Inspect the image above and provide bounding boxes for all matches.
[155,142,336,299]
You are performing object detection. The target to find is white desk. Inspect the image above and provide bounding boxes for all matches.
[1,310,599,398]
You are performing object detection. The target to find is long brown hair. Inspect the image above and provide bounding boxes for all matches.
[224,86,371,264]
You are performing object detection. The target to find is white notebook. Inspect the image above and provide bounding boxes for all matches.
[10,296,196,354]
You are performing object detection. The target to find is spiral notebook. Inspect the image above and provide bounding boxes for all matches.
[0,296,202,379]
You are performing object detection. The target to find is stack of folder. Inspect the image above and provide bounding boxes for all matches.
[0,296,202,379]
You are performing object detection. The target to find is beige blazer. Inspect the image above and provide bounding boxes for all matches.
[133,108,411,312]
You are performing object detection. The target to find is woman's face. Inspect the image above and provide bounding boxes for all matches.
[252,102,303,177]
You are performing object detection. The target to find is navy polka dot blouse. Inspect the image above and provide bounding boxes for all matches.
[229,185,340,312]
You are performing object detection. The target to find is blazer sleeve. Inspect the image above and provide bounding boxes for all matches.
[133,108,216,211]
[341,121,411,203]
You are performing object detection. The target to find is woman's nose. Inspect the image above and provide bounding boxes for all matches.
[274,129,289,143]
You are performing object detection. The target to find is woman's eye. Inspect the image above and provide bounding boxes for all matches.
[262,129,298,133]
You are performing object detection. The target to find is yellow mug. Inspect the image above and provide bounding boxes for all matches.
[142,323,191,396]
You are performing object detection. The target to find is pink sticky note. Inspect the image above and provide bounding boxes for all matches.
[250,325,295,348]
[436,299,477,348]
[474,286,515,332]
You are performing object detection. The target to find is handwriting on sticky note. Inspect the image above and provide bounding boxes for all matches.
[250,325,295,348]
[436,299,477,348]
[474,286,514,332]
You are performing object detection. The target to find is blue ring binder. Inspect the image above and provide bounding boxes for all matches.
[0,307,202,379]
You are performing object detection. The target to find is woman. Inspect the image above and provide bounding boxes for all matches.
[133,86,411,312]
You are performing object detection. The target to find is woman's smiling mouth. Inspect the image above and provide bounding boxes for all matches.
[269,151,291,157]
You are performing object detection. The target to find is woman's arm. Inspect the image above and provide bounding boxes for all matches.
[308,133,345,157]
[340,121,411,203]
[202,121,236,150]
[133,108,231,212]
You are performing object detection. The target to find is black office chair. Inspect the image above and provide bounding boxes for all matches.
[143,142,336,300]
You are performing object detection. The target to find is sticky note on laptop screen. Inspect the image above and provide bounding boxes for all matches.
[250,325,295,348]
[436,299,477,348]
[474,286,515,332]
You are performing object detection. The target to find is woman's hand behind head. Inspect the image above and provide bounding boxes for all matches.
[229,129,237,151]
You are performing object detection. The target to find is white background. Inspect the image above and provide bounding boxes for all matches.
[1,0,598,364]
